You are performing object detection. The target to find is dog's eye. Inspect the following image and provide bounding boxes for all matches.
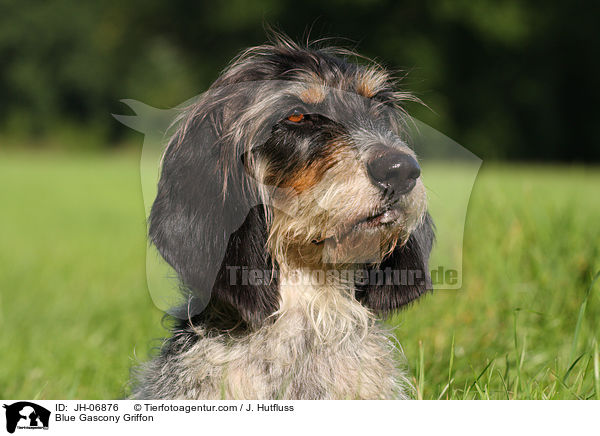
[286,110,305,123]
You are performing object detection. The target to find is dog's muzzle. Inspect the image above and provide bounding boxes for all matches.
[366,144,421,197]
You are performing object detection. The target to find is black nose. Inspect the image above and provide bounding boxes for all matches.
[366,145,421,196]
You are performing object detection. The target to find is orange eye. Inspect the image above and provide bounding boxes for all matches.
[287,112,304,123]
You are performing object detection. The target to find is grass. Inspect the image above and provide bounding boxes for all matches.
[0,149,164,399]
[393,164,600,399]
[0,149,599,399]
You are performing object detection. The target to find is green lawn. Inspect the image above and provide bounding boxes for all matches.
[1,150,598,399]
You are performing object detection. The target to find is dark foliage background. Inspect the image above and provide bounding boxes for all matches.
[1,0,598,161]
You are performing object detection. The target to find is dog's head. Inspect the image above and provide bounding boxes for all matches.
[150,37,434,328]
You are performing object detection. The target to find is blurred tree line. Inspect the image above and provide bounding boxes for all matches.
[0,0,598,161]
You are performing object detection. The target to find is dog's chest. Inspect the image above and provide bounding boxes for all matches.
[224,274,404,399]
[258,314,401,399]
[137,272,408,400]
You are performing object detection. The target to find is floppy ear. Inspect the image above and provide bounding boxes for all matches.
[355,213,435,314]
[149,99,279,329]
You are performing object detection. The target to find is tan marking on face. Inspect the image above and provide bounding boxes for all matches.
[283,165,323,193]
[266,138,350,194]
[356,68,389,98]
[280,153,338,193]
[300,86,326,104]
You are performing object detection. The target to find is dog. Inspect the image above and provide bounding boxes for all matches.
[131,35,434,400]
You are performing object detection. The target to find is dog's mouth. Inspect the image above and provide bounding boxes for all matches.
[311,207,402,245]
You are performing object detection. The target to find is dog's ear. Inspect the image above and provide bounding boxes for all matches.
[355,213,435,314]
[149,98,279,329]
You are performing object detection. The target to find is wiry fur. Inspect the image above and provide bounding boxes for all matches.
[133,269,412,399]
[131,34,434,400]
